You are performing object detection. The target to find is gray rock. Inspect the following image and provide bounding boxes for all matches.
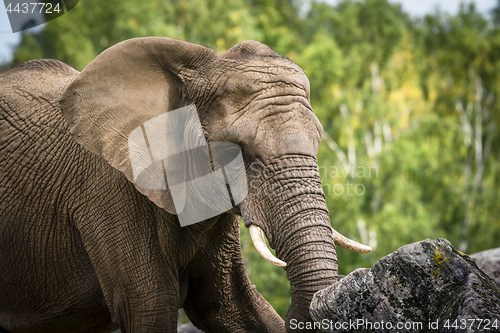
[471,248,500,286]
[310,238,500,333]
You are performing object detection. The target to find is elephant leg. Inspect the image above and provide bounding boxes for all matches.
[182,213,285,333]
[74,197,182,333]
[93,251,181,333]
[111,283,179,333]
[0,327,11,333]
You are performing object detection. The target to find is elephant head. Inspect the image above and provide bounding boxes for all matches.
[60,37,370,332]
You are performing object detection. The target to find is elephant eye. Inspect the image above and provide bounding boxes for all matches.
[240,148,252,165]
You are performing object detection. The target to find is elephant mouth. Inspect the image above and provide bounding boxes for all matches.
[237,155,372,332]
[247,223,372,268]
[240,155,371,267]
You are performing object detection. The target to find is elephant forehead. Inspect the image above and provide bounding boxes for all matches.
[221,60,310,96]
[217,97,323,162]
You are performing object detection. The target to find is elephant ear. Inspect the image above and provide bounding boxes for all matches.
[224,40,280,57]
[60,37,217,215]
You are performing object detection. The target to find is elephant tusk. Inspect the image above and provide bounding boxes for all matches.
[331,227,372,253]
[249,225,287,267]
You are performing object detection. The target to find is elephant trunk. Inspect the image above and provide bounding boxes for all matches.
[276,206,337,332]
[240,156,338,333]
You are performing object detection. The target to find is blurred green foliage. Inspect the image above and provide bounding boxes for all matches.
[8,0,500,321]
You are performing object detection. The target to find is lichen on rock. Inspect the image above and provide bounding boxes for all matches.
[310,239,500,332]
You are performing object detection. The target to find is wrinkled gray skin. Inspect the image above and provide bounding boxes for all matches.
[0,38,337,333]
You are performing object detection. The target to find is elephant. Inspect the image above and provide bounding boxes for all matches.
[0,37,371,333]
